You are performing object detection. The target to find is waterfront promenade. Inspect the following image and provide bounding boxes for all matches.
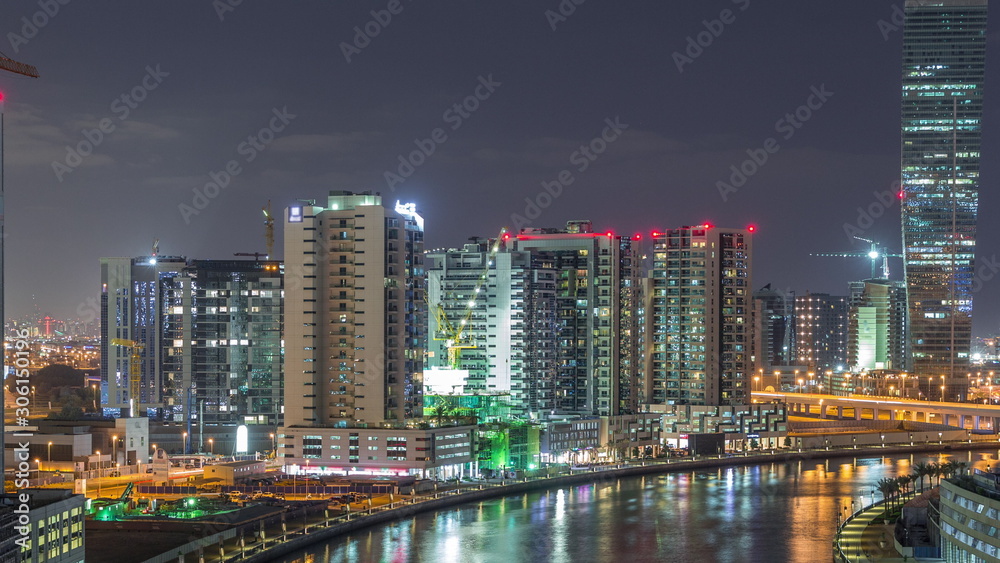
[127,440,999,563]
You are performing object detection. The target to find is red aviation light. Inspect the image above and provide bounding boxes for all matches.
[606,231,614,238]
[632,233,642,241]
[702,223,713,230]
[651,231,661,238]
[747,225,756,233]
[898,191,905,199]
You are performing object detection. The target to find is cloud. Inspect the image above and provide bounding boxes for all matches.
[271,132,384,154]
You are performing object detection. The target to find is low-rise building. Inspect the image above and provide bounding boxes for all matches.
[0,489,84,563]
[654,402,787,450]
[203,460,267,486]
[279,425,476,480]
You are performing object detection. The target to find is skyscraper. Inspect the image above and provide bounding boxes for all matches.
[101,255,188,416]
[279,192,475,480]
[900,0,988,399]
[161,260,284,426]
[509,221,641,417]
[647,225,753,406]
[282,191,425,426]
[101,256,284,425]
[795,292,848,372]
[425,242,557,419]
[847,279,907,372]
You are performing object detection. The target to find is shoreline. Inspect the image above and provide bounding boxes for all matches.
[226,441,1000,563]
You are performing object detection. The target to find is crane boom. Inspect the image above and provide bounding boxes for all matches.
[263,201,274,259]
[0,56,39,78]
[429,228,508,368]
[811,237,903,279]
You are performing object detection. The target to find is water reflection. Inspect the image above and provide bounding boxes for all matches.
[277,451,1000,563]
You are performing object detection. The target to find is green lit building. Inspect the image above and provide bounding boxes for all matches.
[900,0,988,398]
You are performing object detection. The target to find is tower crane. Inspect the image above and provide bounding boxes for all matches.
[263,200,274,258]
[109,338,144,417]
[811,236,903,279]
[429,228,508,368]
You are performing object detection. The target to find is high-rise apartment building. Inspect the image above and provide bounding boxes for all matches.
[101,256,284,425]
[426,242,557,419]
[101,255,188,416]
[847,279,907,372]
[900,0,988,398]
[282,191,425,427]
[753,284,796,370]
[507,221,641,417]
[795,292,848,372]
[161,260,284,426]
[279,192,475,480]
[647,225,753,406]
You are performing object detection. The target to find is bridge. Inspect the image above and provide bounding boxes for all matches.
[752,392,1000,432]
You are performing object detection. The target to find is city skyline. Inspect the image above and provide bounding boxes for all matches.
[1,1,1000,341]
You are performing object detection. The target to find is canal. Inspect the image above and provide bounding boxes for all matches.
[276,449,999,563]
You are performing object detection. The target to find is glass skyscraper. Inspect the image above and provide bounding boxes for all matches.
[900,0,988,399]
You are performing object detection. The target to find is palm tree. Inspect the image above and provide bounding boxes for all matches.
[912,462,932,491]
[876,478,898,509]
[951,461,970,478]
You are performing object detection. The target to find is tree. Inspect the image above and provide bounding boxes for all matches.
[50,394,84,420]
[912,462,932,491]
[783,436,792,448]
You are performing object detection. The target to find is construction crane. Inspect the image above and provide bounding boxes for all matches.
[0,56,39,78]
[263,201,274,258]
[811,236,903,279]
[429,228,508,368]
[109,338,144,417]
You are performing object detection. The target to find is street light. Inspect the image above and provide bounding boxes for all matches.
[182,432,188,455]
[112,435,118,465]
[208,438,214,455]
[798,379,804,394]
[880,434,885,448]
[754,376,760,392]
[91,384,98,411]
[940,385,946,403]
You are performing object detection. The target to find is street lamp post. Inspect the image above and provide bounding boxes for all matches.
[91,384,98,411]
[47,441,52,465]
[182,432,188,455]
[754,376,760,393]
[798,379,804,394]
[208,438,214,456]
[112,435,118,466]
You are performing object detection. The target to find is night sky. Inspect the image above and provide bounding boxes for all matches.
[2,1,999,339]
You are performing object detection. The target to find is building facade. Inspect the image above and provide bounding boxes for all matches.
[753,284,796,372]
[101,256,188,416]
[101,256,284,426]
[282,191,425,427]
[900,0,988,398]
[509,221,641,417]
[426,243,557,419]
[647,225,753,406]
[795,292,848,372]
[161,260,284,426]
[847,279,907,372]
[3,490,85,563]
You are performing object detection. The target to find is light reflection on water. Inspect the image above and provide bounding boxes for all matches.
[277,450,998,563]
